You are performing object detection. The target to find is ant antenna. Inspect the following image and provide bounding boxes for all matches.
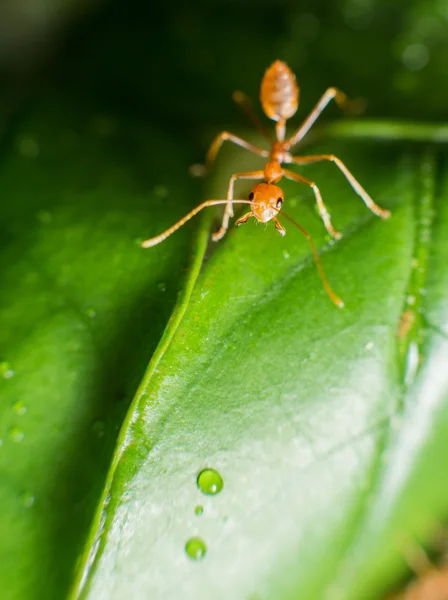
[279,210,344,308]
[141,200,252,248]
[232,91,274,143]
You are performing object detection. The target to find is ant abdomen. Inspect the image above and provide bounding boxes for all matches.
[260,60,299,122]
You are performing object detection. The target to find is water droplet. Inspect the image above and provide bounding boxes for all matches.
[0,361,14,379]
[365,341,374,350]
[197,468,223,495]
[36,210,52,224]
[419,229,431,244]
[12,401,27,416]
[283,250,290,259]
[194,505,204,516]
[17,137,40,158]
[153,185,169,198]
[92,420,106,439]
[402,43,430,71]
[85,307,96,319]
[407,294,416,306]
[404,341,420,386]
[343,0,374,30]
[157,281,167,292]
[20,491,35,508]
[189,163,206,178]
[9,427,24,443]
[185,537,207,560]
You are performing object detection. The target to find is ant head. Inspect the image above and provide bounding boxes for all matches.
[249,183,284,223]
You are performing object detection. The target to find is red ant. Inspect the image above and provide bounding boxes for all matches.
[142,60,390,307]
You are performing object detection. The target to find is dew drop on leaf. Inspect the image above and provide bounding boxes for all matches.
[197,468,224,495]
[185,537,207,560]
[36,210,52,224]
[404,340,420,387]
[12,401,27,416]
[92,420,106,439]
[9,427,24,443]
[153,184,169,198]
[0,361,14,379]
[194,505,204,516]
[401,43,430,71]
[17,137,40,158]
[20,491,35,508]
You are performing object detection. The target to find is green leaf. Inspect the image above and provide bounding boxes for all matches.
[2,2,448,598]
[0,94,203,598]
[71,127,448,599]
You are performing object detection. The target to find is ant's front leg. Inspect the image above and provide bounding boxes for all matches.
[212,170,264,241]
[274,218,286,237]
[282,169,342,240]
[235,211,253,227]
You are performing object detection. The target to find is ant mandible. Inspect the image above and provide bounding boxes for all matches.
[142,60,390,307]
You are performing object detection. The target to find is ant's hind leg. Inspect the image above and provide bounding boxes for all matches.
[206,132,268,172]
[212,170,264,241]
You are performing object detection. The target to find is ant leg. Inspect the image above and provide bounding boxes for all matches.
[291,155,390,219]
[212,170,264,241]
[232,91,274,142]
[286,88,350,149]
[274,218,286,237]
[206,132,268,171]
[235,212,253,226]
[282,168,342,240]
[278,210,344,307]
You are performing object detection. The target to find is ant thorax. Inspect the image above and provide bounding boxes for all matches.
[270,141,292,165]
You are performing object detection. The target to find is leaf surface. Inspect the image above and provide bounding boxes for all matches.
[73,130,448,599]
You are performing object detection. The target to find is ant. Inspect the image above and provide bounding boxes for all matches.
[142,60,390,307]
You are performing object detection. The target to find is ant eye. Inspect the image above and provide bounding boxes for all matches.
[276,197,283,208]
[249,192,254,201]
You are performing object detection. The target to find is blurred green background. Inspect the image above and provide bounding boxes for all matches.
[0,1,448,599]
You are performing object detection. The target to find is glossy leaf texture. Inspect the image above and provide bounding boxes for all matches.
[72,133,448,599]
[0,94,201,598]
[1,1,448,598]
